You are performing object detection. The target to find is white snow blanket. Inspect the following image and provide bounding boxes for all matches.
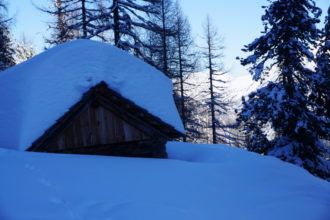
[0,142,329,220]
[0,40,184,150]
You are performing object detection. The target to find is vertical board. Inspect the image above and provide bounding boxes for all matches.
[45,104,151,150]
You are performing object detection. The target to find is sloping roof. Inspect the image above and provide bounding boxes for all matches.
[28,82,184,152]
[0,39,184,151]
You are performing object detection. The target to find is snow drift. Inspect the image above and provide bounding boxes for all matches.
[0,142,329,220]
[0,39,184,151]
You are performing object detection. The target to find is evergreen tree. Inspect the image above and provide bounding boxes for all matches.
[237,0,329,179]
[312,7,330,135]
[0,0,14,71]
[311,7,330,163]
[44,0,77,46]
[201,16,229,144]
[14,35,36,64]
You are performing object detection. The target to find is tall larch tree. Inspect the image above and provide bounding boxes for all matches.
[98,0,161,58]
[41,0,102,46]
[0,0,14,71]
[171,1,199,141]
[157,0,173,76]
[143,0,176,77]
[201,16,229,144]
[237,0,329,179]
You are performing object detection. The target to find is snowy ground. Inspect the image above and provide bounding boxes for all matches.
[0,142,329,220]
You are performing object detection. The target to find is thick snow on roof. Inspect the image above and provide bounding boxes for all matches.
[0,39,184,150]
[0,142,329,220]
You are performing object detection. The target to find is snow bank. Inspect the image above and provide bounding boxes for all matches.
[0,142,329,220]
[0,40,184,150]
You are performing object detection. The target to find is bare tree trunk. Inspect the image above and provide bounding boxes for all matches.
[81,0,87,38]
[113,0,120,47]
[206,20,217,144]
[161,0,168,76]
[177,29,186,141]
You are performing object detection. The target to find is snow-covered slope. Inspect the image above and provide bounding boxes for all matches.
[186,71,258,108]
[0,142,329,220]
[227,74,259,103]
[0,40,184,151]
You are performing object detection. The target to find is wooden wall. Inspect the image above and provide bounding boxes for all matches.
[45,103,150,151]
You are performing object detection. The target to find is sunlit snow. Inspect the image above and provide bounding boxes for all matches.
[0,40,184,151]
[0,142,329,220]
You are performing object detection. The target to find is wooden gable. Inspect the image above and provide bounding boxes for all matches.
[43,103,151,151]
[27,82,184,158]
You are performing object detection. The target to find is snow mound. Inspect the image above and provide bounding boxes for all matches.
[0,142,329,220]
[0,40,184,150]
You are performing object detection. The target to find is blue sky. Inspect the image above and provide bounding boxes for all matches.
[8,0,330,77]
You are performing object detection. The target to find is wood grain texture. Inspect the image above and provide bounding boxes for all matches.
[46,104,150,150]
[27,82,183,158]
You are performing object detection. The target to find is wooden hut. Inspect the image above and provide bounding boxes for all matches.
[0,40,184,158]
[27,82,183,158]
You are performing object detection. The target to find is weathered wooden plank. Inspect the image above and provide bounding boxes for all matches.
[27,82,183,158]
[97,106,106,144]
[42,103,152,151]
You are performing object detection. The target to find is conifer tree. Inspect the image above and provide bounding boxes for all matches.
[237,0,329,179]
[311,7,330,163]
[14,35,36,64]
[157,0,174,76]
[0,0,14,71]
[142,0,175,77]
[312,7,330,133]
[171,1,200,141]
[44,0,77,46]
[98,0,161,57]
[201,16,229,144]
[41,0,101,46]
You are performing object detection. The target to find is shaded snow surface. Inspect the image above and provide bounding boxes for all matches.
[0,142,329,220]
[0,40,184,150]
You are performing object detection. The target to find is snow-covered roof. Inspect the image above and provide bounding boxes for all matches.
[0,39,184,151]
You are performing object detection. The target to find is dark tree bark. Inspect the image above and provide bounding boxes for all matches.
[201,16,228,144]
